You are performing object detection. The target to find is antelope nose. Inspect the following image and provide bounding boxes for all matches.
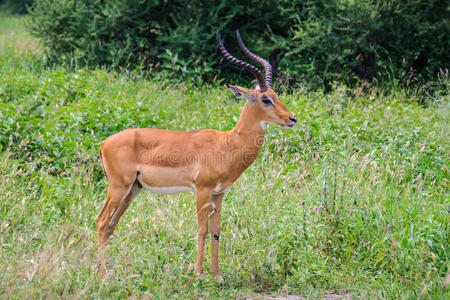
[289,117,297,123]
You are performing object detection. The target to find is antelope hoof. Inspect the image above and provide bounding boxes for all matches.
[97,257,108,277]
[98,264,106,277]
[213,274,224,284]
[195,271,204,278]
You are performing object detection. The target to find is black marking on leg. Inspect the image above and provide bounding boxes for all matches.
[213,234,219,241]
[136,170,142,188]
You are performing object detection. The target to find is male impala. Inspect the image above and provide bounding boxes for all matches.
[96,30,297,278]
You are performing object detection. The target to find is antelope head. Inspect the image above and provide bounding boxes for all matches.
[216,30,297,129]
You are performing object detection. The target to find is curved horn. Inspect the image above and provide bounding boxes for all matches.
[236,30,272,89]
[216,31,267,91]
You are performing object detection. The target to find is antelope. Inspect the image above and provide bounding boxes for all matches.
[95,30,297,279]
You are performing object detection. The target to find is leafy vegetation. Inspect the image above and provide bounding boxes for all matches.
[0,0,33,14]
[1,14,449,298]
[27,0,450,93]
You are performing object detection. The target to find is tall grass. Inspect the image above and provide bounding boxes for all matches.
[0,14,449,298]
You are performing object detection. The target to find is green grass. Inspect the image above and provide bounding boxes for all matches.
[0,14,449,299]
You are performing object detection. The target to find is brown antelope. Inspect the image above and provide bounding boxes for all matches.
[96,30,297,278]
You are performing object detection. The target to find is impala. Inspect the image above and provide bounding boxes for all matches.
[96,30,297,278]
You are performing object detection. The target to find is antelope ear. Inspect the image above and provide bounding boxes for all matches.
[226,84,257,103]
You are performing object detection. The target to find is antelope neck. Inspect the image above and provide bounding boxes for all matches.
[228,102,266,151]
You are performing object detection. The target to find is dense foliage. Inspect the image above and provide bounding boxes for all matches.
[284,0,450,89]
[28,0,449,91]
[0,0,32,14]
[27,0,286,79]
[1,15,449,298]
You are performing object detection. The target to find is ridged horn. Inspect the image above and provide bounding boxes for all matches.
[236,30,272,89]
[216,31,267,91]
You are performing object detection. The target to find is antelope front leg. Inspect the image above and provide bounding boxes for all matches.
[194,188,213,274]
[210,193,224,277]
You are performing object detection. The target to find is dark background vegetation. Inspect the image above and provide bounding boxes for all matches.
[0,0,32,14]
[3,0,449,93]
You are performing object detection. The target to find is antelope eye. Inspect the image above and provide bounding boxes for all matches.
[261,96,273,105]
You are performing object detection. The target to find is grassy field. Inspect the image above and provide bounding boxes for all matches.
[0,14,449,299]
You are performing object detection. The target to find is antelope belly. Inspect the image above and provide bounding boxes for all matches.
[138,181,194,195]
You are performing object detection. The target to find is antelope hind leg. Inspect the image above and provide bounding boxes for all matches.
[96,180,140,274]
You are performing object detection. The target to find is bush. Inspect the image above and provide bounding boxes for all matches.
[283,0,450,90]
[0,0,33,14]
[27,0,288,80]
[28,0,449,92]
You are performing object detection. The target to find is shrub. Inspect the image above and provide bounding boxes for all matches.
[0,0,33,14]
[27,0,288,81]
[283,0,450,90]
[28,0,449,92]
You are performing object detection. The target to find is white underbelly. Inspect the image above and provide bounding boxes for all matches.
[138,180,194,195]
